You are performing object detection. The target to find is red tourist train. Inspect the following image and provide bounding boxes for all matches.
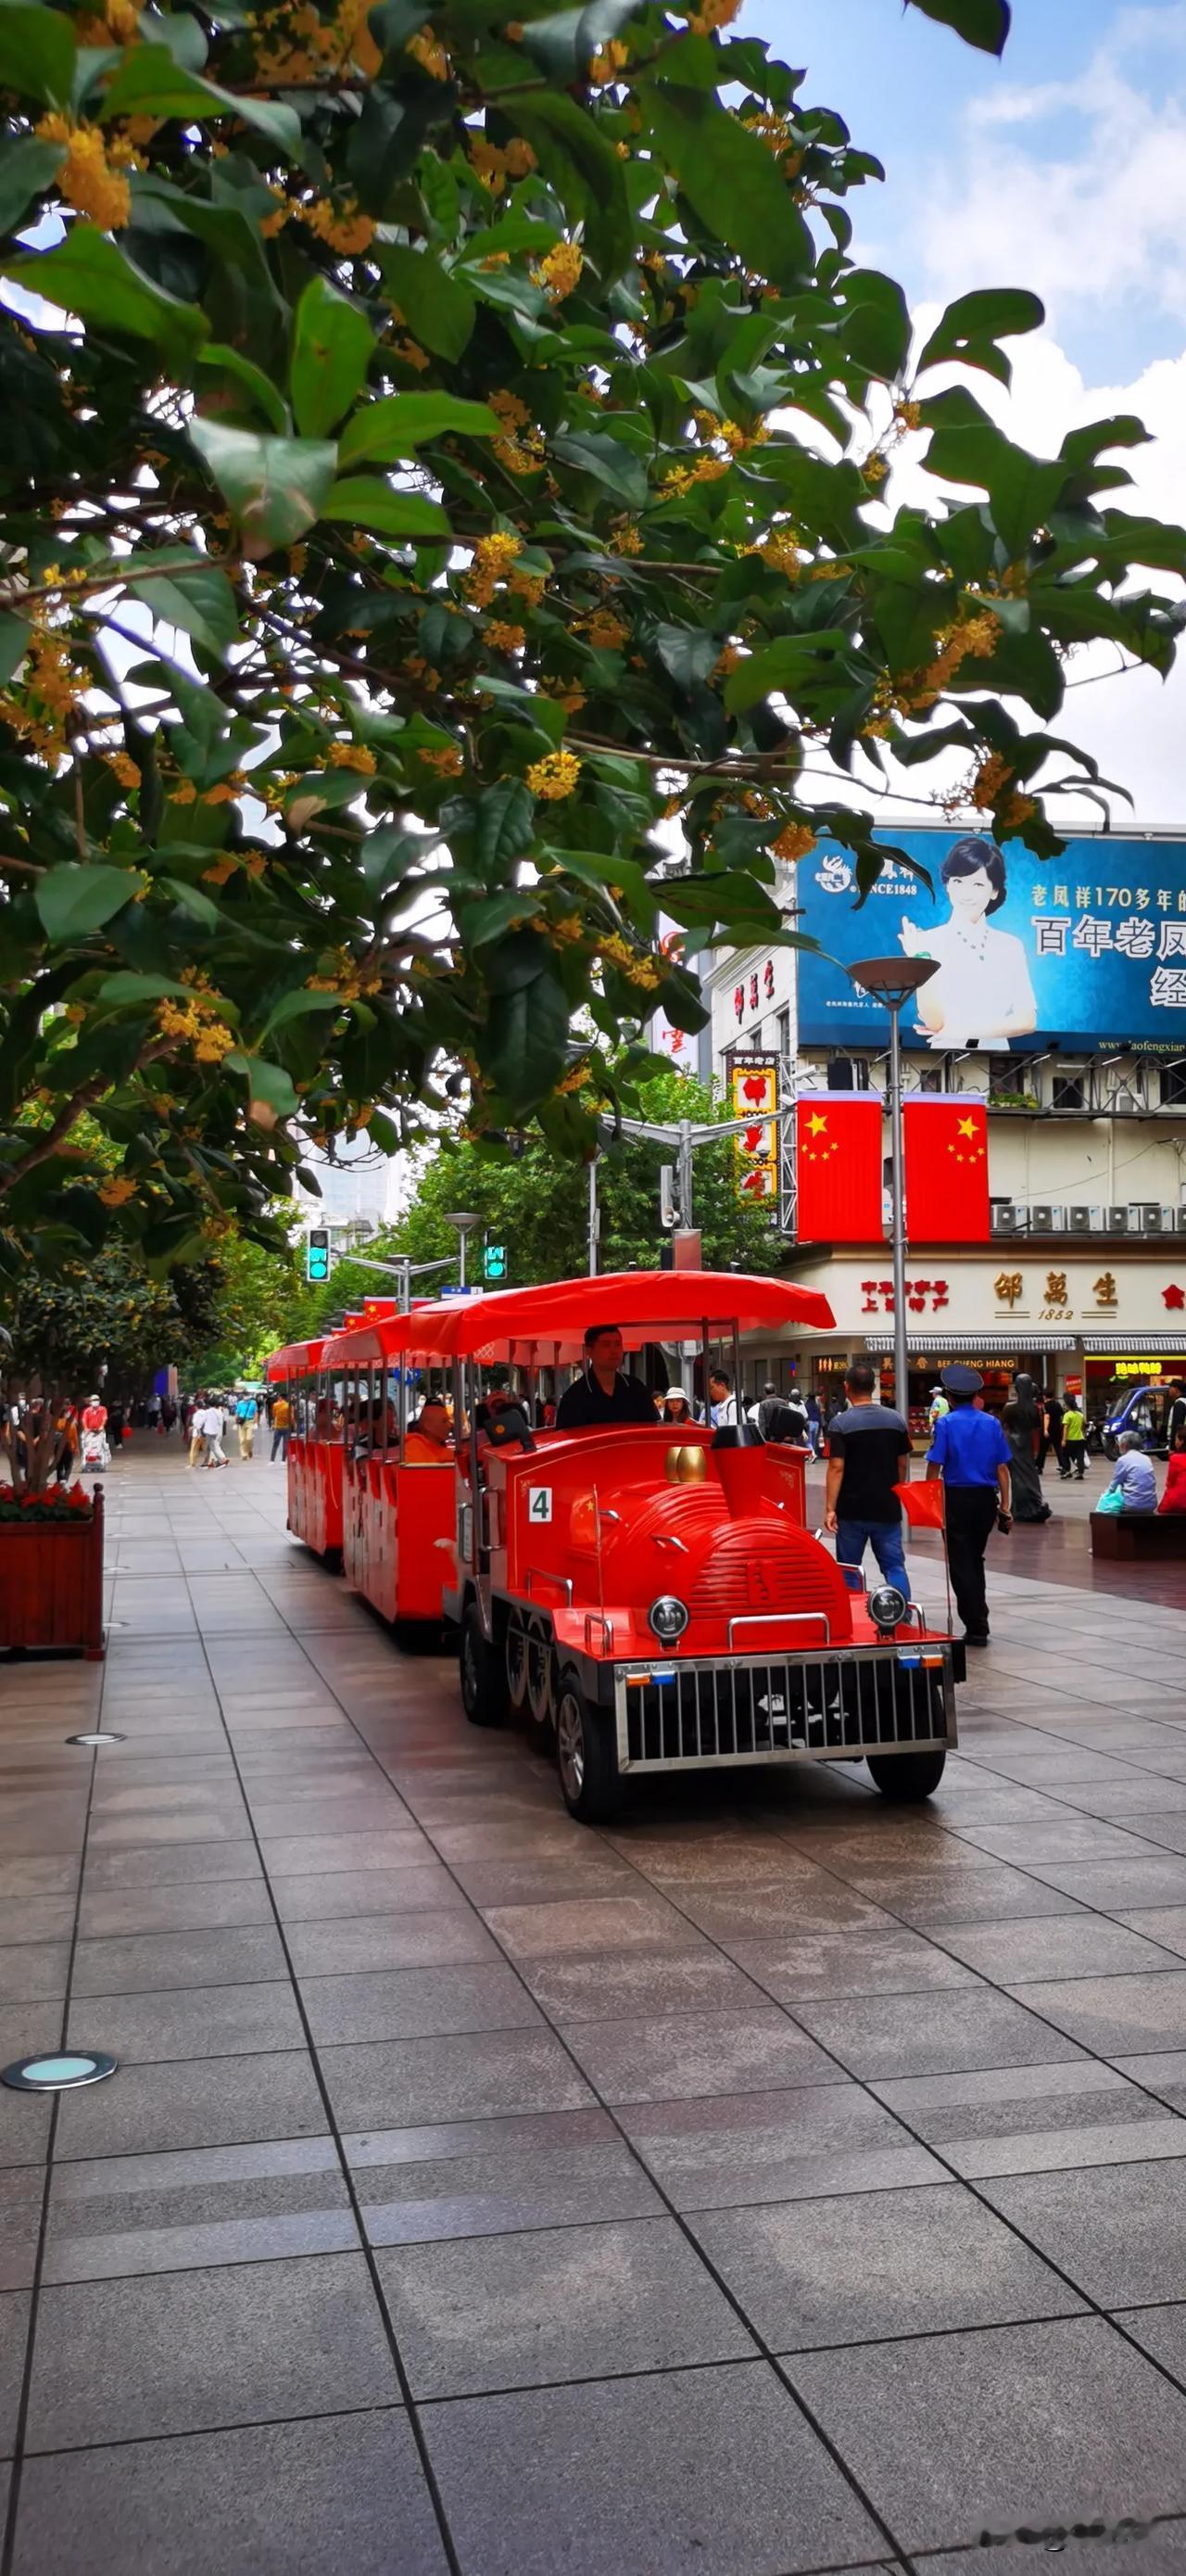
[268,1269,961,1822]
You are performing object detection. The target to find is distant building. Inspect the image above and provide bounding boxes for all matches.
[294,1132,410,1245]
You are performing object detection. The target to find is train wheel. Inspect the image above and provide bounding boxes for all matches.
[505,1609,529,1714]
[866,1749,946,1802]
[555,1675,618,1824]
[525,1620,554,1730]
[461,1602,506,1730]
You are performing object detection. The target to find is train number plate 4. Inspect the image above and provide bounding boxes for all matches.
[526,1487,553,1523]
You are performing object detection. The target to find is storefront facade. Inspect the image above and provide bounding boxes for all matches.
[744,1249,1186,1441]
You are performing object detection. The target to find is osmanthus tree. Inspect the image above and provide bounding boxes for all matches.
[0,0,1183,1278]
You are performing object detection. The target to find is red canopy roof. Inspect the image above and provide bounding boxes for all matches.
[265,1338,325,1380]
[332,1270,834,1367]
[321,1301,460,1370]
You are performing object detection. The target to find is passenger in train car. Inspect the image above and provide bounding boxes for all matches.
[555,1322,656,1429]
[475,1386,536,1456]
[404,1397,454,1466]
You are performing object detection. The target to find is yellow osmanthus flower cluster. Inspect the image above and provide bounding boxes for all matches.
[97,1174,137,1209]
[77,0,140,41]
[35,115,138,230]
[328,741,376,774]
[105,752,141,790]
[599,933,662,989]
[750,528,801,578]
[510,566,545,608]
[306,948,383,999]
[912,610,1001,711]
[249,0,383,84]
[589,38,629,82]
[489,390,546,475]
[687,0,740,31]
[469,133,537,194]
[156,996,237,1064]
[464,528,522,608]
[541,680,586,716]
[486,618,526,653]
[970,753,1036,831]
[579,609,629,651]
[893,400,923,433]
[533,242,583,301]
[771,822,816,863]
[713,643,742,681]
[406,24,450,77]
[305,196,374,255]
[421,744,464,776]
[526,750,581,801]
[0,629,85,762]
[862,453,889,489]
[556,1060,592,1093]
[609,520,643,556]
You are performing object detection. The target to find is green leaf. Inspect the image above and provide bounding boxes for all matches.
[3,225,208,357]
[724,631,854,715]
[136,563,240,662]
[97,41,300,149]
[260,989,347,1038]
[360,826,425,889]
[98,971,191,1004]
[338,391,499,465]
[477,779,536,872]
[904,0,1011,53]
[485,936,572,1112]
[653,624,717,692]
[512,91,633,279]
[0,1,76,107]
[834,271,912,382]
[188,421,337,557]
[0,135,64,235]
[916,286,1043,387]
[643,83,812,290]
[924,419,1066,558]
[37,865,145,944]
[225,1054,300,1119]
[0,613,29,686]
[195,344,289,435]
[457,889,543,946]
[290,276,375,440]
[320,476,451,539]
[551,429,649,507]
[377,245,474,361]
[160,880,222,930]
[521,0,645,79]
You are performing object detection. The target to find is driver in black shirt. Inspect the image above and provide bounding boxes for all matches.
[555,1324,658,1431]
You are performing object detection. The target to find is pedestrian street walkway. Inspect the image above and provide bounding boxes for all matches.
[7,1445,1186,2572]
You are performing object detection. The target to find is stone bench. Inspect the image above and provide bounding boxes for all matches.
[1091,1511,1186,1559]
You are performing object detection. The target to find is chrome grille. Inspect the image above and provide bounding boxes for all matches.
[613,1648,955,1772]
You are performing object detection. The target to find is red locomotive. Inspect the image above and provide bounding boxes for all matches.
[269,1269,961,1823]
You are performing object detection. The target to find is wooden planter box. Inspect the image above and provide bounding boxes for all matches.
[0,1490,105,1657]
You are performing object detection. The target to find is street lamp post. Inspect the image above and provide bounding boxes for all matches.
[845,957,940,1425]
[442,1211,482,1290]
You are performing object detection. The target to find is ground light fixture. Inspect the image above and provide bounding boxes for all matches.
[845,955,940,1418]
[2,2052,117,2093]
[65,1732,124,1746]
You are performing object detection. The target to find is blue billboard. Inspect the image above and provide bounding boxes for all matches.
[797,831,1186,1054]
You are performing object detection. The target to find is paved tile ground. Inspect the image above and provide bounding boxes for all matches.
[3,1441,1186,2571]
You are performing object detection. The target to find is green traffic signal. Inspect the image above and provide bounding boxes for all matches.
[483,1243,508,1284]
[307,1230,330,1283]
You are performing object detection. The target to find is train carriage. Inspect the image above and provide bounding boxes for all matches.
[424,1271,962,1823]
[320,1305,458,1633]
[266,1338,344,1562]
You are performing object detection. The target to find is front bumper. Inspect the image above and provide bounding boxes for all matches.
[606,1643,957,1775]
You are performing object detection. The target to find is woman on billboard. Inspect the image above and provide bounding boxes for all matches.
[899,838,1037,1047]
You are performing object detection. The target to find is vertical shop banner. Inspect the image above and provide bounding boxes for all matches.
[796,1093,883,1241]
[903,1096,990,1242]
[731,1055,780,1204]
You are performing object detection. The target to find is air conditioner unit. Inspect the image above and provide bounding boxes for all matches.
[993,1205,1028,1234]
[1029,1205,1060,1231]
[1107,1206,1130,1234]
[1067,1206,1094,1234]
[1132,1204,1167,1234]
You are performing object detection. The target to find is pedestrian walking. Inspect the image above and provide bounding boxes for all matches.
[187,1393,207,1470]
[1045,1390,1069,1480]
[1062,1399,1087,1480]
[824,1361,912,1599]
[927,1383,950,1434]
[270,1390,291,1461]
[927,1364,1012,1647]
[235,1391,258,1459]
[79,1393,110,1471]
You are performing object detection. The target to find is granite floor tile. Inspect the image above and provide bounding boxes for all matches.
[785,2316,1186,2553]
[258,1833,435,1876]
[915,2535,1186,2576]
[695,2181,1080,2349]
[0,1897,77,1946]
[0,1940,70,2004]
[320,2029,596,2130]
[0,2168,44,2290]
[300,1964,542,2046]
[839,1867,1091,1927]
[350,2107,663,2246]
[377,2214,754,2398]
[675,1881,897,1940]
[82,1840,263,1890]
[43,2138,358,2282]
[514,1949,766,2025]
[423,2360,883,2576]
[1026,1859,1186,1911]
[1003,1973,1186,2056]
[66,1980,304,2064]
[982,2159,1186,2307]
[561,2007,839,2105]
[617,2082,946,2211]
[77,1879,275,1938]
[0,2290,28,2461]
[26,2251,397,2450]
[267,1866,459,1921]
[1114,1908,1186,1962]
[934,1918,1185,1984]
[871,2059,1186,2178]
[70,1924,288,1996]
[480,1895,711,1961]
[284,1910,498,1977]
[792,1987,1090,2080]
[725,1927,978,2003]
[11,2411,448,2576]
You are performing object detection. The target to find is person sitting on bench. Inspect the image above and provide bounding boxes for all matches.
[1104,1430,1156,1515]
[1158,1449,1186,1516]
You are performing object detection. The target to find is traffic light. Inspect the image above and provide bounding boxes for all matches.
[306,1228,330,1284]
[483,1242,508,1285]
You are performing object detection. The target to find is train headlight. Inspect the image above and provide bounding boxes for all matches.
[867,1583,908,1632]
[648,1595,689,1642]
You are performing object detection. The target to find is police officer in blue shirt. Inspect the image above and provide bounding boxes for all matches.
[926,1365,1012,1647]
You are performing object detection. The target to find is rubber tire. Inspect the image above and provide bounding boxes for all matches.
[505,1609,529,1714]
[866,1748,947,1802]
[555,1673,619,1823]
[460,1601,507,1729]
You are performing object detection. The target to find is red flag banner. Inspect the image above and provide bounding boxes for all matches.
[895,1478,946,1531]
[903,1096,990,1243]
[795,1094,883,1243]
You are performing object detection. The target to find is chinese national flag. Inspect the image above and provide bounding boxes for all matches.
[904,1096,990,1243]
[796,1094,883,1242]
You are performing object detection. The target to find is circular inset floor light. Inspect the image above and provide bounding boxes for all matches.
[65,1732,124,1746]
[2,2052,117,2094]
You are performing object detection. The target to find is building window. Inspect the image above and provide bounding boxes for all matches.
[776,1008,790,1060]
[1161,1062,1186,1109]
[1052,1070,1086,1111]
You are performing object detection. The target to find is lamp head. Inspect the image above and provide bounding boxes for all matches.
[846,956,940,1009]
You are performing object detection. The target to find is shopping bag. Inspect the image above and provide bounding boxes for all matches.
[1095,1485,1125,1515]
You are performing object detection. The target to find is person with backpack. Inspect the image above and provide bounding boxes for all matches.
[235,1391,259,1460]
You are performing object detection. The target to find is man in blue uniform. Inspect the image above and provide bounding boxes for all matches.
[927,1365,1012,1647]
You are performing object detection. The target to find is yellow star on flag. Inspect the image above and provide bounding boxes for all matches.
[956,1115,978,1138]
[807,1111,827,1136]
